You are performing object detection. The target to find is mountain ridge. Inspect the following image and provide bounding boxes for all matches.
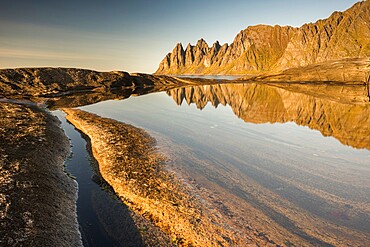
[156,1,370,76]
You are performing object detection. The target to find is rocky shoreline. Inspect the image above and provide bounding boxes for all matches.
[0,102,82,246]
[0,67,189,98]
[0,68,186,247]
[0,67,217,246]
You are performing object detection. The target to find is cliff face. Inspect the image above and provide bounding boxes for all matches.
[156,1,370,75]
[277,1,370,70]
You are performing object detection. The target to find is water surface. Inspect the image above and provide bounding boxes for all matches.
[176,75,242,80]
[75,82,370,245]
[54,110,145,247]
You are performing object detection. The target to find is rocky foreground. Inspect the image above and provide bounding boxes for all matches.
[0,103,82,246]
[63,108,291,246]
[0,69,191,246]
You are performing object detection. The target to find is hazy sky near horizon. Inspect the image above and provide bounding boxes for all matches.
[0,0,359,73]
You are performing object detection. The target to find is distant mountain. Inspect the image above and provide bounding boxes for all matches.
[156,1,370,75]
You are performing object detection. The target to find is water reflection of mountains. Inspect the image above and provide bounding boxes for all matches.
[167,83,370,150]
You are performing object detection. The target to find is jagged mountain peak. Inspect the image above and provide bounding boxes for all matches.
[196,38,208,46]
[174,43,184,52]
[212,41,221,49]
[156,1,370,75]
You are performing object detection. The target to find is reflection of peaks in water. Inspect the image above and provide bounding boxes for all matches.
[78,82,370,245]
[167,83,370,150]
[176,75,242,80]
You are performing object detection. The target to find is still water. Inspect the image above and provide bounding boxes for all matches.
[176,75,242,80]
[64,83,370,245]
[54,111,145,247]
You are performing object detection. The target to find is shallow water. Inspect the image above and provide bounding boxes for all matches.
[78,83,370,245]
[53,110,145,247]
[176,75,242,80]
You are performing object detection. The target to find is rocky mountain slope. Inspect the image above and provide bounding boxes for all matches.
[156,1,370,75]
[247,57,370,83]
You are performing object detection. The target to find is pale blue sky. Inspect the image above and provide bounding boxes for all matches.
[0,0,359,73]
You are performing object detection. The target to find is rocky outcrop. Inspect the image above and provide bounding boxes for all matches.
[0,68,187,98]
[156,1,370,75]
[167,83,370,150]
[0,68,132,97]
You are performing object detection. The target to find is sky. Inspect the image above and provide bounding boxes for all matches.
[0,0,360,73]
